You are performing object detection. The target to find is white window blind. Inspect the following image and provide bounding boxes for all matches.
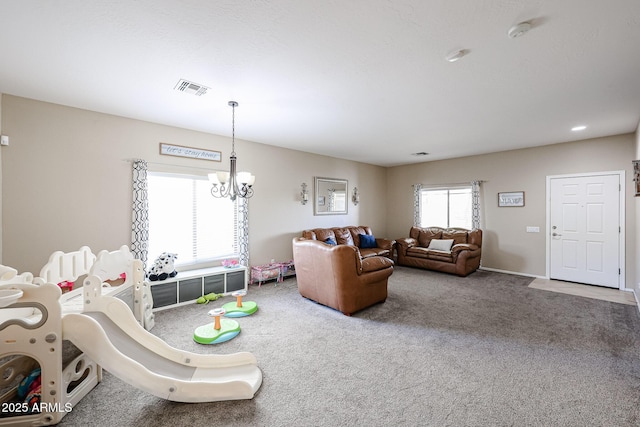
[420,186,472,229]
[147,171,238,269]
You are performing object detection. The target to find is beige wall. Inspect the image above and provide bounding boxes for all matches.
[2,94,637,293]
[386,135,636,286]
[0,95,387,274]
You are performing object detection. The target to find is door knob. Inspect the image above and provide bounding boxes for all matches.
[552,232,562,237]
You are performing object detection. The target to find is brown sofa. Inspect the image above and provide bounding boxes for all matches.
[292,237,394,315]
[301,226,394,259]
[396,227,482,277]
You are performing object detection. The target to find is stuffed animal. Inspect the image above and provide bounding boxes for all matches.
[147,252,178,281]
[196,293,222,304]
[18,368,41,411]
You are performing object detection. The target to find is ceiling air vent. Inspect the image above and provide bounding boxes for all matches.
[174,79,209,96]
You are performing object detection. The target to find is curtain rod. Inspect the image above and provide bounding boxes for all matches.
[413,180,485,188]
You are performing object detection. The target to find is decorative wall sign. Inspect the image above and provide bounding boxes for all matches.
[159,143,221,162]
[498,191,525,207]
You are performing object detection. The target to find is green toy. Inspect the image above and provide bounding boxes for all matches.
[222,290,258,317]
[194,308,241,344]
[196,293,222,304]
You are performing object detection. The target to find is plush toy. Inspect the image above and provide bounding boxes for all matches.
[147,252,178,281]
[196,293,222,304]
[18,368,41,410]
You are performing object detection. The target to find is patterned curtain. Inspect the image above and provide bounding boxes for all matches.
[471,180,482,230]
[131,159,149,265]
[412,184,422,227]
[238,197,250,267]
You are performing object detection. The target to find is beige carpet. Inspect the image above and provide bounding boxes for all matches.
[57,267,640,426]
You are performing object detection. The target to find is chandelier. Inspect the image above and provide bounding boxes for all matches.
[209,101,255,201]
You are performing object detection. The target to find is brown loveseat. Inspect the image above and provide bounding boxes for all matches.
[301,226,394,259]
[292,236,394,316]
[396,227,482,277]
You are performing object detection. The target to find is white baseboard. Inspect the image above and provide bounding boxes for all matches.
[478,266,546,279]
[625,287,640,314]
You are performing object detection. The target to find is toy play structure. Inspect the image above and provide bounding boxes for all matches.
[193,307,241,345]
[33,245,155,330]
[222,290,258,317]
[0,247,262,426]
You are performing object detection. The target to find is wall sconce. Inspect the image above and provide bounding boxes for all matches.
[352,187,359,206]
[301,182,309,205]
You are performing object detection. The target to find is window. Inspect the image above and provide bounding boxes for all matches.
[147,171,237,270]
[330,191,347,212]
[419,186,472,229]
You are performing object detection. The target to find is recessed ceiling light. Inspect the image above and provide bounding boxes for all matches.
[571,125,587,131]
[445,49,467,62]
[507,21,532,39]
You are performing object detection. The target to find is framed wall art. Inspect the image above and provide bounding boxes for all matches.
[498,191,525,207]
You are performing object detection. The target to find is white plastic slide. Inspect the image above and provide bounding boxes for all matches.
[62,293,262,402]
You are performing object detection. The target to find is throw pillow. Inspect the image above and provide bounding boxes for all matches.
[324,237,337,246]
[359,234,377,249]
[427,239,454,252]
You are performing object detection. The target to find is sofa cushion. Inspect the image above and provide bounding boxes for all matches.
[324,237,337,246]
[359,234,377,249]
[308,228,336,242]
[427,250,454,262]
[427,239,454,251]
[468,229,482,247]
[349,226,369,247]
[442,229,467,245]
[406,246,430,259]
[333,228,355,246]
[360,248,390,258]
[361,255,394,273]
[417,228,442,247]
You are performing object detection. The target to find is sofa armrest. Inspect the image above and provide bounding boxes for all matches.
[375,238,395,251]
[451,243,480,262]
[451,243,479,254]
[395,237,416,254]
[396,237,416,248]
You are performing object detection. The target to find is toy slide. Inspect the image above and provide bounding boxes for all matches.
[62,290,262,403]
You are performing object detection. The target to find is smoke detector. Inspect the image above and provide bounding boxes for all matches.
[174,79,209,96]
[507,22,531,38]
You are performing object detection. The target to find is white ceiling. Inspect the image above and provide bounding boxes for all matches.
[1,1,639,167]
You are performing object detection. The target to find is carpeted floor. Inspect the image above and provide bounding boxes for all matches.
[59,267,640,426]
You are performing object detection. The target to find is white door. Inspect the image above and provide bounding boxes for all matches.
[549,174,620,288]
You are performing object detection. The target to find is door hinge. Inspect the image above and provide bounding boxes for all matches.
[619,268,621,275]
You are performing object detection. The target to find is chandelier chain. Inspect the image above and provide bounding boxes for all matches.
[230,101,236,155]
[209,100,254,201]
